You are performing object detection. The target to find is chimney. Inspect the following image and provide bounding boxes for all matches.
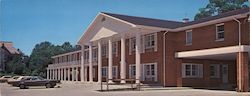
[182,18,189,23]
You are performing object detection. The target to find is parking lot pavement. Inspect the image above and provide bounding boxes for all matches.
[1,82,250,96]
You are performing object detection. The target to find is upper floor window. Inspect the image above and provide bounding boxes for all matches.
[145,34,155,49]
[210,64,220,78]
[112,42,118,56]
[186,30,192,45]
[216,24,224,41]
[92,48,97,61]
[130,38,136,51]
[182,63,203,78]
[84,50,89,63]
[101,44,108,57]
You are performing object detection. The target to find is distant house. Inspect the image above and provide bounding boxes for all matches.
[0,41,20,72]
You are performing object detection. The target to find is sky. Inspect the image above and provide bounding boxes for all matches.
[0,0,209,55]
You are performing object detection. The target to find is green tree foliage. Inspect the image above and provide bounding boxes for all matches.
[194,0,249,20]
[5,53,29,75]
[4,41,78,77]
[28,41,77,77]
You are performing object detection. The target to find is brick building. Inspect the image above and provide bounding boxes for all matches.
[0,41,20,72]
[47,8,250,92]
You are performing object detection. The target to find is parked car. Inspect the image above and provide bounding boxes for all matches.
[16,76,61,89]
[7,76,29,86]
[0,76,12,83]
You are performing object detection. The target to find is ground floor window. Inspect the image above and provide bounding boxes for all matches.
[143,63,157,82]
[112,66,118,79]
[210,64,220,78]
[182,63,203,78]
[101,66,117,79]
[102,67,108,77]
[129,64,136,79]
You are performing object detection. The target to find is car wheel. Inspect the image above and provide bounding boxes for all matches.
[46,83,52,88]
[19,84,26,89]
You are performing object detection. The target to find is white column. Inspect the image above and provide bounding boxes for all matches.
[89,43,93,82]
[67,68,70,81]
[56,68,58,80]
[108,39,113,83]
[135,32,141,84]
[76,67,78,81]
[61,68,63,80]
[81,46,85,82]
[120,35,126,83]
[47,69,49,79]
[98,41,102,83]
[64,68,66,81]
[50,69,52,79]
[58,69,61,80]
[72,67,75,81]
[53,69,55,79]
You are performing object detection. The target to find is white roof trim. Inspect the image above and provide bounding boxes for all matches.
[52,50,81,58]
[175,45,250,58]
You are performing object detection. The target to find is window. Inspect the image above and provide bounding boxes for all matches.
[112,42,118,56]
[186,30,192,45]
[101,44,107,57]
[101,67,108,77]
[84,51,89,64]
[182,63,203,78]
[210,64,220,78]
[92,48,97,62]
[130,38,136,51]
[216,24,224,41]
[112,66,118,79]
[145,34,155,49]
[129,64,136,78]
[143,63,157,81]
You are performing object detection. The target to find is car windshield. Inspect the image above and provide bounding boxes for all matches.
[37,76,44,80]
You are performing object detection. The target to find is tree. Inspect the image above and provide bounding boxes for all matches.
[194,0,249,20]
[28,41,77,77]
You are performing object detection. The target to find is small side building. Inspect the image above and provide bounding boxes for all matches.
[0,41,20,72]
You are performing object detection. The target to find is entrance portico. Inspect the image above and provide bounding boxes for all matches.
[176,45,250,92]
[77,12,162,84]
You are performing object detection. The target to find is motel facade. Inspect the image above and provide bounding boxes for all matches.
[47,8,250,92]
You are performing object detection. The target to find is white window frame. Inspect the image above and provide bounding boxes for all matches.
[83,50,89,64]
[92,47,98,62]
[142,63,157,82]
[101,44,108,58]
[129,64,136,79]
[186,30,192,45]
[101,67,108,77]
[129,37,136,55]
[112,42,118,57]
[216,23,225,41]
[144,33,155,49]
[182,63,203,78]
[112,66,118,79]
[210,64,220,78]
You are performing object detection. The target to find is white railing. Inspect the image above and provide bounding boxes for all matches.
[48,60,81,68]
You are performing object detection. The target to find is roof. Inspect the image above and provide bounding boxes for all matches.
[101,12,184,29]
[0,41,20,54]
[101,8,249,29]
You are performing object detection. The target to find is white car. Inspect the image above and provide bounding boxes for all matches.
[0,76,12,83]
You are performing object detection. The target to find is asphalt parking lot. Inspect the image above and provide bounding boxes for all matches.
[1,82,250,96]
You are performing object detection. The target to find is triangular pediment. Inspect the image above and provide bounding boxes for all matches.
[78,13,135,44]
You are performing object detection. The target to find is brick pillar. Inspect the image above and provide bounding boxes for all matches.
[176,59,183,87]
[237,52,249,92]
